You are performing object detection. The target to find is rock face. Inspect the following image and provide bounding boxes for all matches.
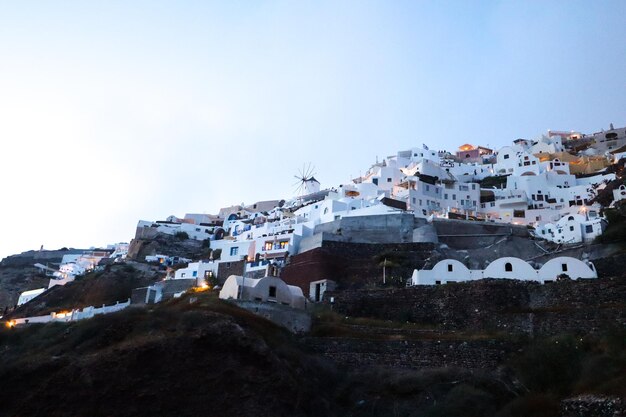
[127,229,206,261]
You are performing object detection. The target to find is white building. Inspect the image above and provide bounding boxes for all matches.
[219,275,306,309]
[534,213,604,244]
[410,256,597,285]
[17,288,46,306]
[173,261,218,285]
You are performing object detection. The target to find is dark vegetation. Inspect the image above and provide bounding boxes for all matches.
[478,175,509,189]
[596,202,626,244]
[1,289,624,417]
[0,294,338,417]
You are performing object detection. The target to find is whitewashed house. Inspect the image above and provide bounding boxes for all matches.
[534,213,604,244]
[613,184,626,204]
[410,256,597,285]
[173,261,218,286]
[219,275,306,309]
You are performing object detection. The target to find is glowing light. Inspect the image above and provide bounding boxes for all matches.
[5,320,15,328]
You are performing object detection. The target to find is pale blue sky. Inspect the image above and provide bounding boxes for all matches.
[0,1,625,259]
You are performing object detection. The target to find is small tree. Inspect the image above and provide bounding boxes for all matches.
[212,248,222,260]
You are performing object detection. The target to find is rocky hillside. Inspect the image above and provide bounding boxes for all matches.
[1,291,624,417]
[0,248,86,309]
[7,263,160,318]
[127,229,208,262]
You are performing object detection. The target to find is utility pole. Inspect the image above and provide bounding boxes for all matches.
[383,258,387,285]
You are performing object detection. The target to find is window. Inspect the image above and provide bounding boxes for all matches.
[192,271,197,277]
[268,286,277,298]
[435,280,441,285]
[504,154,510,159]
[387,178,392,182]
[230,247,239,256]
[447,264,453,272]
[444,194,448,199]
[505,263,513,272]
[412,198,416,204]
[181,272,186,278]
[373,178,378,185]
[569,226,574,232]
[264,242,273,251]
[561,263,568,272]
[452,194,456,200]
[585,225,593,233]
[425,185,430,191]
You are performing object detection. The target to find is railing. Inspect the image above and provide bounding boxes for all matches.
[7,299,131,327]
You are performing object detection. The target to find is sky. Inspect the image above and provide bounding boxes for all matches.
[0,1,625,259]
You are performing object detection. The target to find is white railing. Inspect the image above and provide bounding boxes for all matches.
[7,299,131,327]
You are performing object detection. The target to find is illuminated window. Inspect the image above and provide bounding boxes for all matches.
[264,242,273,251]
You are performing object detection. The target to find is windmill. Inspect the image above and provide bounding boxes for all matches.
[293,163,320,198]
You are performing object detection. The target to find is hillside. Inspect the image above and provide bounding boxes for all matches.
[0,295,338,417]
[8,263,160,318]
[1,289,624,416]
[0,248,87,309]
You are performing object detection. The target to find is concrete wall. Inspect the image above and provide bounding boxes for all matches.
[313,213,417,244]
[10,299,131,326]
[228,300,311,333]
[432,218,530,249]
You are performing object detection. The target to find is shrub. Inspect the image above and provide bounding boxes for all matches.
[511,335,583,396]
[175,231,189,241]
[423,384,496,417]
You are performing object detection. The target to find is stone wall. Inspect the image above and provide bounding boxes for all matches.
[303,337,518,370]
[561,396,625,417]
[324,276,626,336]
[281,241,435,297]
[217,260,245,284]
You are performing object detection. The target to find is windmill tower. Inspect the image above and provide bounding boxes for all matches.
[293,163,320,197]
